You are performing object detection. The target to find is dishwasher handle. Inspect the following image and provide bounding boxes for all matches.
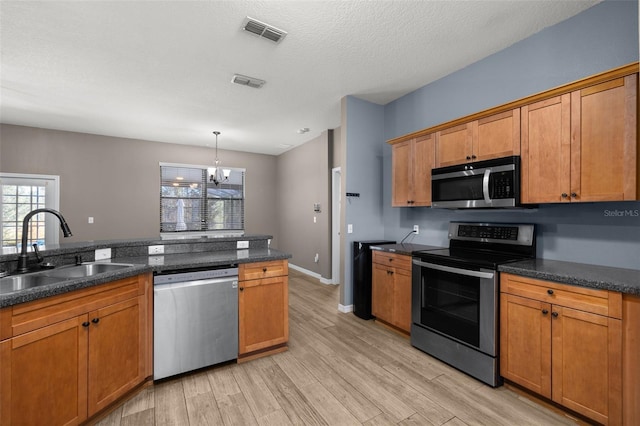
[154,276,238,291]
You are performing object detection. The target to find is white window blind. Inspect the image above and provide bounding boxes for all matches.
[160,164,245,233]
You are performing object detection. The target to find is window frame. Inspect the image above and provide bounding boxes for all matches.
[0,172,61,250]
[159,162,245,239]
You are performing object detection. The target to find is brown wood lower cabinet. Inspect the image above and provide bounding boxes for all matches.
[500,273,622,425]
[371,251,411,333]
[238,260,289,357]
[0,273,151,425]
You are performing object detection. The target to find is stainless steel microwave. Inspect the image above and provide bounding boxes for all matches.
[431,156,521,208]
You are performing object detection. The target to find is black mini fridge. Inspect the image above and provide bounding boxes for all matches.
[352,240,395,319]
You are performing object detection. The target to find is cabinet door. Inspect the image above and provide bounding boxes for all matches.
[0,316,88,425]
[412,134,435,207]
[551,306,622,425]
[391,140,412,206]
[500,293,552,398]
[239,275,289,355]
[392,267,412,333]
[571,75,637,202]
[371,263,393,323]
[436,123,473,167]
[87,297,145,416]
[475,109,520,161]
[521,94,572,203]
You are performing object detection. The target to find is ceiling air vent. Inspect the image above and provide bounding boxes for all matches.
[231,74,266,89]
[241,17,287,44]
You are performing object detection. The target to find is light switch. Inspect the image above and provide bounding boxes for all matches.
[88,217,94,224]
[347,224,353,234]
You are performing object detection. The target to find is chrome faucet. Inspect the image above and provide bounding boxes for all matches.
[17,208,73,273]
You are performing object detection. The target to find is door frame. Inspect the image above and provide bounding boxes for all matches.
[331,167,341,285]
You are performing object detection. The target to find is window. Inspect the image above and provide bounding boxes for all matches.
[0,173,60,250]
[160,163,245,237]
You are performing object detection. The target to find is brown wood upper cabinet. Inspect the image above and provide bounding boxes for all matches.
[391,134,435,207]
[435,109,521,167]
[521,74,638,203]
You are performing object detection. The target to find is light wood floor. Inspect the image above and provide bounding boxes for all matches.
[93,270,584,426]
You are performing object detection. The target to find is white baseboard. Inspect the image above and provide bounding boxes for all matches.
[289,263,336,285]
[338,304,354,313]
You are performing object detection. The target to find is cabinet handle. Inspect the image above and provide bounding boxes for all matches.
[552,312,559,318]
[91,318,100,324]
[466,156,471,160]
[388,258,393,262]
[471,155,477,160]
[547,289,554,295]
[82,321,90,327]
[239,287,244,292]
[262,267,267,273]
[541,309,549,315]
[561,193,568,198]
[571,192,577,198]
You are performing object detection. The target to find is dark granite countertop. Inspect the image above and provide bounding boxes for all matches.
[1,248,291,308]
[499,259,640,296]
[369,243,445,256]
[0,234,272,262]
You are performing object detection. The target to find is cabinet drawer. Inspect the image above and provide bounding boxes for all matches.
[372,250,411,270]
[1,274,145,339]
[501,273,621,319]
[239,260,288,281]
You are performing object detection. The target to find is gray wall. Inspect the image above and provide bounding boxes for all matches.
[0,124,279,245]
[276,130,331,278]
[343,0,639,306]
[342,96,387,305]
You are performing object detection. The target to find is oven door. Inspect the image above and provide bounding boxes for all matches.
[411,259,498,356]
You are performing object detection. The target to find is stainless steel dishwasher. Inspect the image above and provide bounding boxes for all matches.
[153,267,238,380]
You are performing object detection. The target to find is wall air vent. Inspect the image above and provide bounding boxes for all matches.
[241,17,287,44]
[231,74,266,89]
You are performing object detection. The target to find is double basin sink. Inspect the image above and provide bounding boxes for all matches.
[0,262,136,295]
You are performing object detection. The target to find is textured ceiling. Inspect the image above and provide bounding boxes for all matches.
[0,1,601,155]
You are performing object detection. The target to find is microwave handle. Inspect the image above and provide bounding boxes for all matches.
[412,259,495,279]
[482,168,491,204]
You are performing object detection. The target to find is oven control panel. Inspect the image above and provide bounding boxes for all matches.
[457,224,518,240]
[449,222,535,246]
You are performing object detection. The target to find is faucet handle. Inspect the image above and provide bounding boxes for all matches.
[32,244,44,263]
[32,244,55,269]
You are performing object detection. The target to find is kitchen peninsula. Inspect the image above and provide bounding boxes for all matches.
[0,234,291,425]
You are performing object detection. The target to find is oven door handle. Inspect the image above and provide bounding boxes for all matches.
[482,168,492,205]
[412,259,495,279]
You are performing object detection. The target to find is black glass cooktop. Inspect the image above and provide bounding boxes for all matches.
[413,247,532,270]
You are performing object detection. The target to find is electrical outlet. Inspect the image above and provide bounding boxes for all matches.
[314,253,319,263]
[348,224,353,234]
[236,240,249,249]
[148,245,164,255]
[95,248,111,260]
[413,225,419,235]
[148,255,165,266]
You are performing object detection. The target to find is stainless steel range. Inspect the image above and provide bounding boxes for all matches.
[411,222,535,387]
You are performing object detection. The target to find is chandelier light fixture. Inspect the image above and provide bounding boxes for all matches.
[208,131,231,186]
